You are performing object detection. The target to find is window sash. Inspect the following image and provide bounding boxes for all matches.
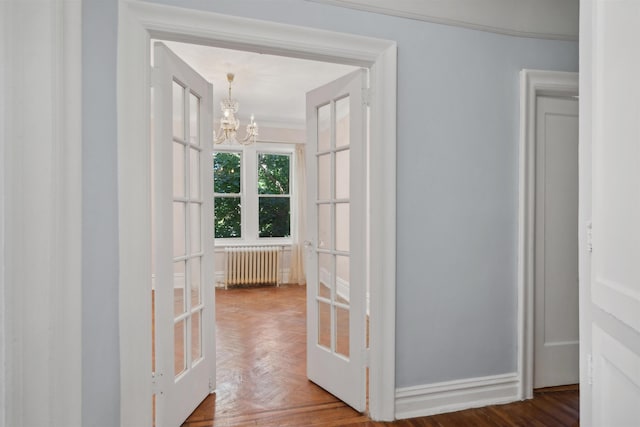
[213,144,295,244]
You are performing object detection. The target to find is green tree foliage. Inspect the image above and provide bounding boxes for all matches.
[214,152,241,193]
[258,154,290,238]
[214,152,241,238]
[258,153,289,195]
[259,197,290,238]
[213,151,291,239]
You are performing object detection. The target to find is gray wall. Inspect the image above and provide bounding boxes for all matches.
[82,1,120,426]
[81,0,577,419]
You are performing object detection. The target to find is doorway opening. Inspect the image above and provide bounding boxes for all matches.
[150,39,369,425]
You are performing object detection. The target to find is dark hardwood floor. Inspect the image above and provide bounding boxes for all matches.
[182,285,579,427]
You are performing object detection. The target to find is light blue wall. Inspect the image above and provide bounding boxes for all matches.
[81,0,577,419]
[82,1,120,426]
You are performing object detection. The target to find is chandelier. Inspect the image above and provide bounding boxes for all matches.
[214,73,258,145]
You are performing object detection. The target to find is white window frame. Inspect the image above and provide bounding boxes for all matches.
[214,142,295,246]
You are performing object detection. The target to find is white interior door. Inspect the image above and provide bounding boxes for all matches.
[534,96,579,388]
[581,0,640,425]
[306,69,367,412]
[153,42,216,427]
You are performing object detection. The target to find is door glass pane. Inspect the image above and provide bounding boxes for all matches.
[173,261,186,316]
[173,202,186,257]
[190,203,201,253]
[336,305,350,358]
[173,142,185,198]
[190,148,200,199]
[318,203,331,250]
[336,255,350,304]
[335,96,350,148]
[318,252,332,298]
[318,300,331,350]
[190,256,201,307]
[191,310,202,362]
[172,81,185,139]
[318,154,331,201]
[174,319,187,377]
[189,92,199,145]
[335,203,350,252]
[318,103,331,152]
[335,149,350,199]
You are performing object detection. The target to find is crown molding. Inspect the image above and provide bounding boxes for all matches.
[307,0,578,41]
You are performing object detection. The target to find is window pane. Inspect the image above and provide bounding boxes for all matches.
[318,300,331,350]
[259,197,290,238]
[191,310,202,362]
[190,148,200,199]
[336,305,350,358]
[318,203,331,250]
[173,261,186,317]
[190,203,201,253]
[214,197,241,238]
[335,96,350,148]
[190,256,201,307]
[173,142,185,198]
[258,153,290,195]
[318,103,331,152]
[174,319,186,377]
[173,202,186,257]
[213,152,241,194]
[172,81,185,139]
[336,255,350,303]
[318,252,332,299]
[335,149,349,199]
[318,154,331,201]
[189,92,199,145]
[336,202,349,252]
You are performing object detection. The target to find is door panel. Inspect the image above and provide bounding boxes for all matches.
[306,69,367,412]
[153,42,215,427]
[534,96,579,388]
[583,0,640,425]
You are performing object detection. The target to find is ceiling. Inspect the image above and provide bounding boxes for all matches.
[157,40,359,129]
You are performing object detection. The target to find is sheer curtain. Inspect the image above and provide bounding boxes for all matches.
[288,143,307,284]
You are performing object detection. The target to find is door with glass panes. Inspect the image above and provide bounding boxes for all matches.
[306,69,367,412]
[152,42,215,427]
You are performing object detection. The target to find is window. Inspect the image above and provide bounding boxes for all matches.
[258,153,291,238]
[213,145,294,243]
[213,152,242,238]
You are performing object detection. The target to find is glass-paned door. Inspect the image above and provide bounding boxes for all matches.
[305,69,367,412]
[152,42,215,427]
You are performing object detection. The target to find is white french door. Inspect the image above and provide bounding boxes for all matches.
[581,0,640,425]
[152,42,216,427]
[305,69,367,412]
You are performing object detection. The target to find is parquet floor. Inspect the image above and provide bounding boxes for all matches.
[182,284,579,427]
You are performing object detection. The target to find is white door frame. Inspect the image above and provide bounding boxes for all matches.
[517,69,578,399]
[117,1,397,425]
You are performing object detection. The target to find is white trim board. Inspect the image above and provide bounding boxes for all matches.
[2,1,82,426]
[395,373,520,419]
[517,69,578,399]
[308,0,578,41]
[118,1,397,424]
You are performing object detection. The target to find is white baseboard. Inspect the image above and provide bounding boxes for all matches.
[395,373,520,419]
